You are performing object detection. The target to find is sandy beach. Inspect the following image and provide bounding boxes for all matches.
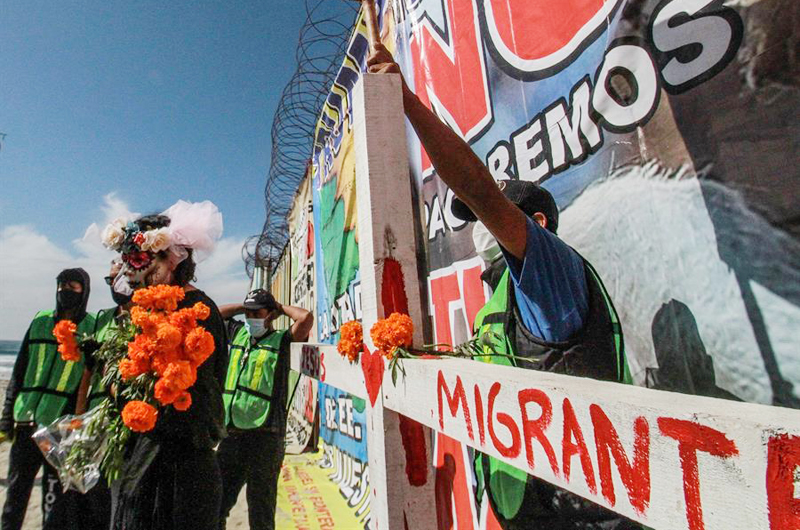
[0,380,251,529]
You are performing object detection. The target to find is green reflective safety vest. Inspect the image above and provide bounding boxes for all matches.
[13,310,97,426]
[222,326,287,429]
[472,259,631,524]
[86,308,117,410]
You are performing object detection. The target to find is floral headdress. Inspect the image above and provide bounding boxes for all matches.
[101,200,223,271]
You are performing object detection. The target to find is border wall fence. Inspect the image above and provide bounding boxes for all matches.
[254,1,800,528]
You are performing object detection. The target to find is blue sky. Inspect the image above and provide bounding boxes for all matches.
[0,1,354,339]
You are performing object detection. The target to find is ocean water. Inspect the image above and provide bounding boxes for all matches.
[0,340,20,380]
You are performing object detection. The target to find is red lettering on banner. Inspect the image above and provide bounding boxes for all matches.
[517,389,558,475]
[428,262,487,347]
[409,0,491,175]
[461,265,485,327]
[488,382,521,458]
[658,417,739,530]
[438,372,474,440]
[590,405,650,515]
[482,0,620,74]
[429,273,460,348]
[767,434,800,529]
[562,398,596,494]
[474,384,486,446]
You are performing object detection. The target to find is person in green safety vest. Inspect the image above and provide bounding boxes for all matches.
[75,259,133,416]
[0,268,95,530]
[367,45,639,529]
[216,289,313,530]
[70,259,131,530]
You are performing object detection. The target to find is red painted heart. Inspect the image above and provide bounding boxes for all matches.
[360,344,385,407]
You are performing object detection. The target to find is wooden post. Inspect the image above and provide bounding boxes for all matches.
[352,72,435,529]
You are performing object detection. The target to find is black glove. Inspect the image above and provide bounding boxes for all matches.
[81,338,102,356]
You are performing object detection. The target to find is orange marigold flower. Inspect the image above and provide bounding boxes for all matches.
[53,320,81,362]
[370,313,413,357]
[168,308,197,334]
[58,342,81,363]
[127,334,156,363]
[151,348,182,377]
[155,323,182,351]
[121,401,158,433]
[118,357,148,380]
[132,285,185,312]
[131,306,166,337]
[154,377,181,405]
[191,302,210,321]
[162,361,196,391]
[53,319,76,341]
[337,321,363,362]
[173,391,192,412]
[183,327,215,366]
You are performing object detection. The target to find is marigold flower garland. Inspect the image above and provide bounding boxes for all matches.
[53,320,80,362]
[337,321,363,362]
[117,284,215,432]
[52,284,217,484]
[336,313,522,386]
[336,313,414,363]
[370,313,413,360]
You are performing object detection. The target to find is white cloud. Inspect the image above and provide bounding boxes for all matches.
[0,194,250,340]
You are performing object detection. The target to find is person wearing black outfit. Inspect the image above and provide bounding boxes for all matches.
[107,212,228,530]
[216,290,313,530]
[0,268,94,530]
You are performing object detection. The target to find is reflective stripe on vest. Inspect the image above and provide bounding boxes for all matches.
[222,326,286,429]
[14,310,97,425]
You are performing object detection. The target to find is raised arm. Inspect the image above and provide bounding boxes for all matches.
[279,304,313,343]
[366,44,528,259]
[218,303,244,320]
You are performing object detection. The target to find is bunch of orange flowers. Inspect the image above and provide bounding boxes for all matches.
[370,312,414,359]
[337,321,363,362]
[118,285,215,433]
[336,313,414,361]
[53,320,80,362]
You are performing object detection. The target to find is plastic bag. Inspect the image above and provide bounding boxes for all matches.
[32,409,109,493]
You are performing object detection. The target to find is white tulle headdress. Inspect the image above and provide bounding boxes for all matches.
[160,200,223,265]
[101,200,223,270]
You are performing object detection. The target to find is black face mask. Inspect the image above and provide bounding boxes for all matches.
[57,290,83,309]
[110,287,132,307]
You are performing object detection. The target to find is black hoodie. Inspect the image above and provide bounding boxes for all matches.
[55,267,91,323]
[0,268,92,431]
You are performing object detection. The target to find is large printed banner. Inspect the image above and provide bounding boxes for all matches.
[305,0,798,528]
[386,0,799,404]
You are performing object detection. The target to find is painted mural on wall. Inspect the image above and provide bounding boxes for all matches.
[285,372,318,455]
[311,65,362,344]
[318,382,372,529]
